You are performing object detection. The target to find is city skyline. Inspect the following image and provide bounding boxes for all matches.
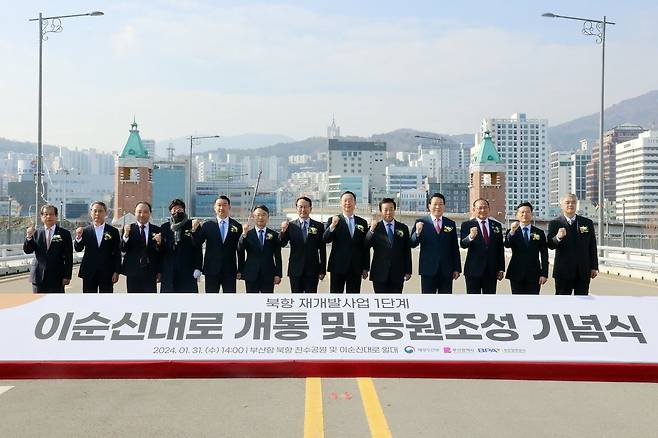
[1,1,658,152]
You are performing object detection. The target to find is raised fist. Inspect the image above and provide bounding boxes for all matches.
[415,222,423,234]
[153,233,162,245]
[26,225,35,239]
[242,223,251,236]
[280,220,288,233]
[557,227,567,239]
[510,221,520,233]
[369,216,378,230]
[331,215,340,228]
[123,224,131,237]
[469,227,478,240]
[75,227,83,239]
[192,219,202,231]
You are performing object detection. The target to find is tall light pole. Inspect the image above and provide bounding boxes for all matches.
[415,135,448,194]
[29,11,104,225]
[542,12,615,251]
[187,135,220,212]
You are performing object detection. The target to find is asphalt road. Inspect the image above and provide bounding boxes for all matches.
[1,248,657,295]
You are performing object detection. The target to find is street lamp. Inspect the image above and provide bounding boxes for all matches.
[415,135,448,193]
[29,10,104,225]
[187,135,221,211]
[542,12,615,251]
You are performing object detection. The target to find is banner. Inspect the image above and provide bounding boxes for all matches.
[0,294,656,381]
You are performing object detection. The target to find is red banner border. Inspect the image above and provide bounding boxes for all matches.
[0,360,656,382]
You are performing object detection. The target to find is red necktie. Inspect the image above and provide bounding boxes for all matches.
[434,219,441,234]
[481,220,490,245]
[140,224,146,243]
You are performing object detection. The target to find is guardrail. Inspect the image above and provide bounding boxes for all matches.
[1,244,657,277]
[598,245,658,273]
[0,244,83,276]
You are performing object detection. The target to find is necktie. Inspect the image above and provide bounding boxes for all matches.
[140,224,146,244]
[434,219,441,234]
[386,223,394,244]
[220,220,226,242]
[481,220,490,245]
[523,227,530,243]
[348,217,354,237]
[259,229,265,247]
[302,221,308,241]
[46,228,52,249]
[567,218,573,226]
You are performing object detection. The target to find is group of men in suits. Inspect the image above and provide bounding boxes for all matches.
[23,191,598,295]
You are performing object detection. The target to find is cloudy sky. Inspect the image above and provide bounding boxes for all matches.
[1,0,657,152]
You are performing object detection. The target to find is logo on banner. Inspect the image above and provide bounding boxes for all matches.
[404,346,415,354]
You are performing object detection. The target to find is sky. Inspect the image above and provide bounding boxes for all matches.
[1,0,657,153]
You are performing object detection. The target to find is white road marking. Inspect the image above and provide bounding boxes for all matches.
[0,386,14,397]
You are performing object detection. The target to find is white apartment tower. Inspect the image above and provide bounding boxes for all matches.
[615,130,658,223]
[478,113,549,218]
[327,139,386,206]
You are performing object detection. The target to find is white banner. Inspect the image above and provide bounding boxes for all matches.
[0,294,656,364]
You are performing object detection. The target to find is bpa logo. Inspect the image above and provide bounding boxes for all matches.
[443,347,452,353]
[404,346,415,354]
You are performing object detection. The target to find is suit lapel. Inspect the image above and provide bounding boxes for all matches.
[39,228,47,252]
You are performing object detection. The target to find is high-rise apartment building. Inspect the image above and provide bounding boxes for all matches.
[478,113,549,218]
[587,123,645,205]
[327,139,386,206]
[615,129,657,223]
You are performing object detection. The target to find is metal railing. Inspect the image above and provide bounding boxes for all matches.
[1,243,657,276]
[597,245,658,273]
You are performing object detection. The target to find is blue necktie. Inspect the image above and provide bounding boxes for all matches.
[220,220,226,242]
[348,217,354,237]
[259,229,265,247]
[386,223,394,244]
[523,227,530,243]
[302,221,308,241]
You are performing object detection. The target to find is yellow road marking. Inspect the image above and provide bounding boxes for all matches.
[304,377,324,438]
[357,378,392,438]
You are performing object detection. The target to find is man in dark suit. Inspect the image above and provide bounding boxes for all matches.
[279,196,326,293]
[460,198,505,294]
[238,205,282,293]
[410,193,461,293]
[323,191,370,293]
[191,195,243,293]
[547,193,599,295]
[504,202,549,294]
[23,204,73,293]
[74,201,121,293]
[366,198,412,293]
[120,201,161,293]
[159,199,203,293]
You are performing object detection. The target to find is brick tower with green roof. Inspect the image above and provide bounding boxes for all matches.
[469,131,506,222]
[113,120,153,222]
